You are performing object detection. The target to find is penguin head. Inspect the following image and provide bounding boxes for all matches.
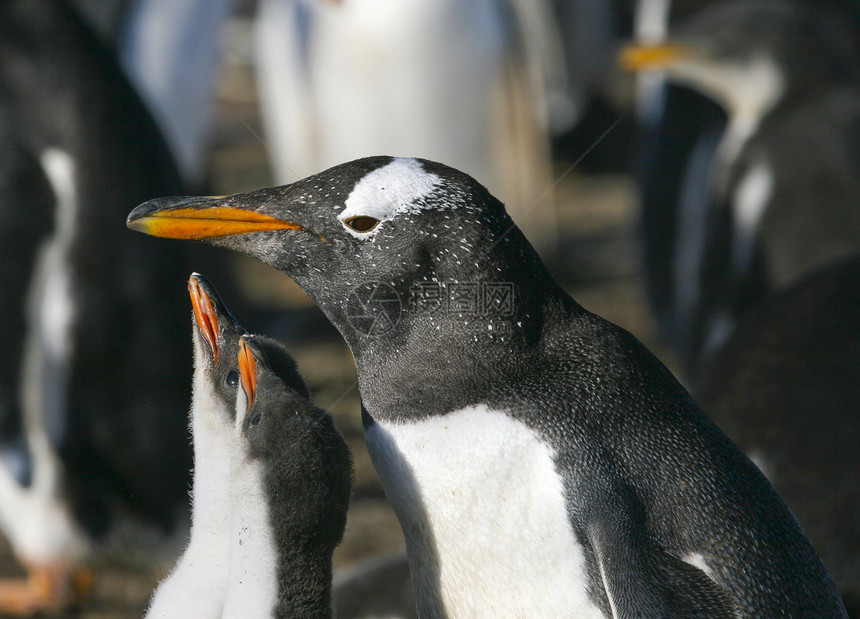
[130,157,546,350]
[236,334,351,548]
[619,0,857,117]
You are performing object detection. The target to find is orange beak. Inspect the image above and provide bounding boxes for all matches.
[617,42,699,71]
[188,276,220,363]
[128,206,303,240]
[238,337,257,410]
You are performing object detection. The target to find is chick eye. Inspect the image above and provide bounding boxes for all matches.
[344,216,380,233]
[250,414,262,426]
[226,370,239,387]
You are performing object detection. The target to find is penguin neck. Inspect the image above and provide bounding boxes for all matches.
[224,457,280,617]
[346,231,581,421]
[274,547,335,618]
[189,370,233,533]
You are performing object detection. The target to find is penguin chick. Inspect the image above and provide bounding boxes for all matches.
[147,273,247,618]
[223,334,351,619]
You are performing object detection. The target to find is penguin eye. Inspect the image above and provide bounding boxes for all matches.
[344,216,380,233]
[226,370,240,387]
[250,414,262,426]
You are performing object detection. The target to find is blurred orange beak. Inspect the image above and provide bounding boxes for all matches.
[617,42,698,71]
[238,337,257,410]
[189,277,220,362]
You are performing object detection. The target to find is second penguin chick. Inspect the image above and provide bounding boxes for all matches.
[224,334,352,619]
[147,273,247,618]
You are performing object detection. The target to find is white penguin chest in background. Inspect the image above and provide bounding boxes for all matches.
[365,405,604,617]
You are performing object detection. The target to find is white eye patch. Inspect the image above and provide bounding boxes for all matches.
[339,158,441,238]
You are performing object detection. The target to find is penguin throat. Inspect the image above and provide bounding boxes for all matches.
[350,290,574,423]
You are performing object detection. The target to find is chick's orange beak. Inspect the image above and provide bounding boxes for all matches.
[238,337,257,410]
[189,277,220,362]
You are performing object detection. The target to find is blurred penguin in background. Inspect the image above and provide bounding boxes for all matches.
[626,2,860,611]
[253,0,620,260]
[0,0,194,612]
[69,0,231,189]
[117,0,232,189]
[73,0,623,263]
[694,255,860,615]
[628,0,727,357]
[625,0,860,372]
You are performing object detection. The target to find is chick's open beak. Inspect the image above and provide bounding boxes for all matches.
[189,276,220,363]
[238,337,257,410]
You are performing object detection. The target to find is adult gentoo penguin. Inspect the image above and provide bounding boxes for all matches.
[225,334,351,618]
[147,274,246,618]
[128,156,847,616]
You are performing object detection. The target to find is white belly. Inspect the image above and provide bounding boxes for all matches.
[222,461,279,619]
[365,405,604,618]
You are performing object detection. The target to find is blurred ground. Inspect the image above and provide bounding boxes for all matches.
[0,14,674,619]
